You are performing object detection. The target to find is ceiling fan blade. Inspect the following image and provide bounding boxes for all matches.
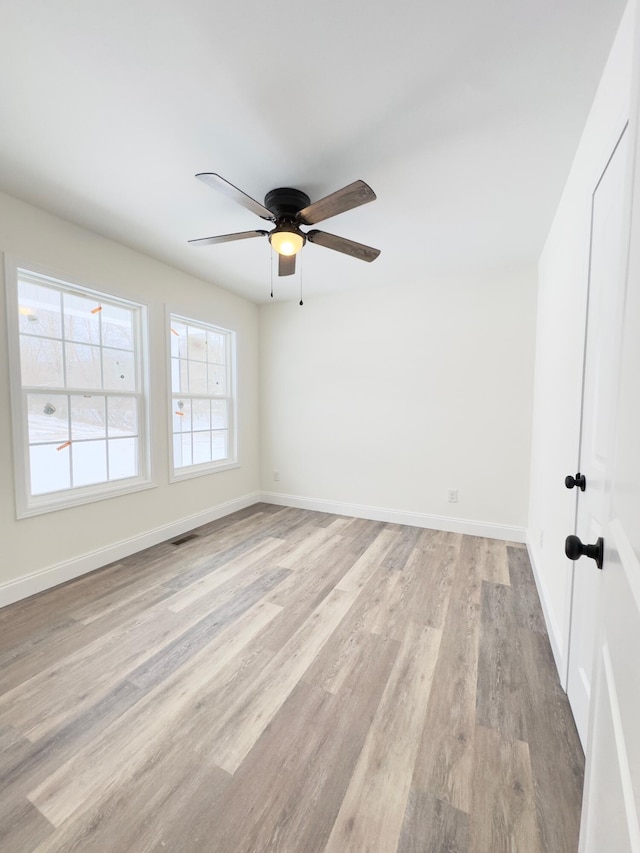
[297,180,376,226]
[188,230,268,246]
[195,173,275,221]
[306,230,381,262]
[278,253,296,276]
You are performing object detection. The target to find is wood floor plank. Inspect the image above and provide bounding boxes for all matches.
[411,534,483,813]
[302,622,398,696]
[475,579,528,741]
[380,524,423,571]
[324,622,442,853]
[470,726,542,853]
[0,795,54,852]
[396,542,457,630]
[274,523,346,569]
[268,533,355,607]
[0,727,56,850]
[508,546,548,633]
[0,618,89,695]
[415,528,464,551]
[397,789,470,853]
[335,526,400,593]
[518,627,584,853]
[480,537,511,586]
[340,518,389,555]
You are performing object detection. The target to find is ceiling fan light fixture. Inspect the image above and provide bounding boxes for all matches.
[190,175,380,277]
[269,225,305,256]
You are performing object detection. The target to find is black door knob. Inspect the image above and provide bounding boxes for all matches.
[565,473,586,491]
[565,534,603,569]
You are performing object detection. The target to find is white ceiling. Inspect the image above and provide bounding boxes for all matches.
[0,0,627,303]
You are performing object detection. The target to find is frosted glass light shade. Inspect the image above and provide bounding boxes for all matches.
[269,229,304,256]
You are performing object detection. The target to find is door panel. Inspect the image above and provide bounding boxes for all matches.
[578,7,640,844]
[568,127,629,746]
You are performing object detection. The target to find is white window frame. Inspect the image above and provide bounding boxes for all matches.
[167,310,238,482]
[5,256,153,518]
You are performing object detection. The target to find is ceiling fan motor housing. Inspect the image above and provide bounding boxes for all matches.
[264,187,311,220]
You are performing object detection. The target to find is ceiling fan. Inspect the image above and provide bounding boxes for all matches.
[189,173,381,276]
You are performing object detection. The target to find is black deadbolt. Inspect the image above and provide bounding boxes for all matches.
[565,473,586,491]
[565,534,603,569]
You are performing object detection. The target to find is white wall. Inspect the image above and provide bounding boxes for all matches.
[528,3,634,681]
[0,192,260,605]
[259,266,537,540]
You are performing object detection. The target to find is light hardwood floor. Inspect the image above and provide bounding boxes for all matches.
[0,505,584,852]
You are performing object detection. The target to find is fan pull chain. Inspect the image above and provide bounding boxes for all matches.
[270,245,274,298]
[299,252,303,306]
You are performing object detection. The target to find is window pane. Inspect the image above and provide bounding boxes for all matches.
[70,395,106,440]
[30,443,70,494]
[18,281,62,339]
[208,365,226,396]
[103,348,135,391]
[212,430,228,461]
[65,342,101,389]
[189,360,208,394]
[170,322,187,358]
[207,331,226,364]
[188,326,207,361]
[108,437,137,480]
[63,292,101,345]
[193,431,211,465]
[173,432,192,468]
[107,397,137,437]
[20,336,64,387]
[211,399,227,429]
[72,439,107,487]
[192,399,211,430]
[101,304,133,350]
[169,315,234,475]
[11,265,148,514]
[28,394,69,443]
[173,398,191,431]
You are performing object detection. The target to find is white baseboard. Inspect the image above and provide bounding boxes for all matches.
[0,492,261,609]
[526,533,566,688]
[260,491,527,543]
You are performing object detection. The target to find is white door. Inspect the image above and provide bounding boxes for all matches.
[577,13,640,848]
[567,126,629,747]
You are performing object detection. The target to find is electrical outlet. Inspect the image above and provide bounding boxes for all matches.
[273,470,280,482]
[447,489,458,503]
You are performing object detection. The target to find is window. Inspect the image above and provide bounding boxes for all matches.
[169,314,237,478]
[6,261,151,517]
